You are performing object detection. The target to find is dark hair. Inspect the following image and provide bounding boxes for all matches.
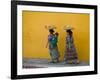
[49,29,54,34]
[66,30,73,37]
[55,32,59,36]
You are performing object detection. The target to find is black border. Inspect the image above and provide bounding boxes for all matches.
[11,0,98,79]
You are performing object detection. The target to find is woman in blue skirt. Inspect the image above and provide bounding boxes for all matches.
[45,25,60,63]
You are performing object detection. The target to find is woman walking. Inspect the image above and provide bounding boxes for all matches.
[45,25,60,63]
[64,25,79,64]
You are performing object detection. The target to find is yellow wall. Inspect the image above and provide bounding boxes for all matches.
[22,11,90,63]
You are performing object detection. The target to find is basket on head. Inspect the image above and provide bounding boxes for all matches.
[45,25,56,30]
[63,25,74,30]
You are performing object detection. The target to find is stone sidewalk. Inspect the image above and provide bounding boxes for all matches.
[23,58,89,68]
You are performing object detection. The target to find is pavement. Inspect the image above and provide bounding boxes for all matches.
[23,58,89,68]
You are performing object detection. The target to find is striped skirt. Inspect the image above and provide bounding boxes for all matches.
[64,44,79,63]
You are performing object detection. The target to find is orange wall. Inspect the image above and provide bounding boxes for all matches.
[22,11,90,63]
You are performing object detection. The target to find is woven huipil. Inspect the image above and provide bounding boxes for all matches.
[64,35,78,63]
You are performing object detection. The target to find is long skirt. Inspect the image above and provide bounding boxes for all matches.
[49,47,59,61]
[64,44,79,63]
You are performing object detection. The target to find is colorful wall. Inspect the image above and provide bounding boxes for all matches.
[22,11,90,63]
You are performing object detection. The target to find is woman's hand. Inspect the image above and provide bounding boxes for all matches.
[46,45,48,48]
[46,41,48,48]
